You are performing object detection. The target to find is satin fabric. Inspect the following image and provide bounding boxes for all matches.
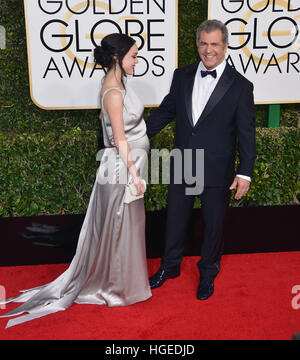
[0,85,152,328]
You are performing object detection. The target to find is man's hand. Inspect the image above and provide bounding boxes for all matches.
[229,176,250,200]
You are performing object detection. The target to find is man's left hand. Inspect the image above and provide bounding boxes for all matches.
[229,176,250,200]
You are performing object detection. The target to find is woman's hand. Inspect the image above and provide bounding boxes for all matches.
[133,177,146,196]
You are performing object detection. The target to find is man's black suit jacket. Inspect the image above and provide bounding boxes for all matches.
[146,62,256,188]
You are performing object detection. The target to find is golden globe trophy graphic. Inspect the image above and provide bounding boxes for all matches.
[237,0,299,68]
[209,0,300,104]
[58,2,147,72]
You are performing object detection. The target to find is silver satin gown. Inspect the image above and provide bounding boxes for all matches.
[0,85,152,328]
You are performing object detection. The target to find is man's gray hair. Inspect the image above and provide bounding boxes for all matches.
[196,19,229,47]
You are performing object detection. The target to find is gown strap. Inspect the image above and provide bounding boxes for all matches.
[100,87,125,111]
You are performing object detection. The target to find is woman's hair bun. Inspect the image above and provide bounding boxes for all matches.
[94,33,135,73]
[94,45,112,68]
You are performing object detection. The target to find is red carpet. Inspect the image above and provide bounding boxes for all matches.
[0,252,300,340]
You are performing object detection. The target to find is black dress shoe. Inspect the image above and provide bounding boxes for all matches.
[197,278,214,300]
[149,265,180,289]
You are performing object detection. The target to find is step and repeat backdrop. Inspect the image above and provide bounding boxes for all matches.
[23,0,299,109]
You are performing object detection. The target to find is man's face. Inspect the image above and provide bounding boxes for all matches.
[197,29,228,70]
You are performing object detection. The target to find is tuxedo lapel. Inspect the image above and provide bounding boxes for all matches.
[184,62,198,127]
[194,63,236,128]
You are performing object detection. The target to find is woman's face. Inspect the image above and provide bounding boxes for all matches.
[122,43,139,75]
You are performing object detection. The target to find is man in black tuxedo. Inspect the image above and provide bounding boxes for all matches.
[146,20,256,300]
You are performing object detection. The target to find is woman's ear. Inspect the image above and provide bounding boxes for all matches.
[112,55,119,69]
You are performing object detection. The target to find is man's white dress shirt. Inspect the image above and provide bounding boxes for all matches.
[191,60,251,182]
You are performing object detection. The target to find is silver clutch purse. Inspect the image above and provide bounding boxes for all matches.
[123,179,147,204]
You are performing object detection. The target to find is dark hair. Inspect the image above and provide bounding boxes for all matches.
[196,19,228,47]
[94,33,136,84]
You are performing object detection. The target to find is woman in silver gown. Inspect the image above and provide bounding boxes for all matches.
[0,34,152,328]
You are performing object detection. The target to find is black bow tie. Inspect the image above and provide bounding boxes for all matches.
[201,70,217,79]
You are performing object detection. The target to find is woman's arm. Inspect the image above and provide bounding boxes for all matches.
[103,89,145,196]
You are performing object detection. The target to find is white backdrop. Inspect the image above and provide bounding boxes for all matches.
[24,0,178,109]
[209,0,300,104]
